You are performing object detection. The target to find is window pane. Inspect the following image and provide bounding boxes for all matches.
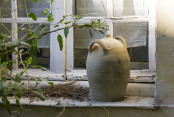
[0,23,11,42]
[18,24,50,68]
[0,23,12,59]
[113,22,148,70]
[18,0,50,17]
[19,48,50,68]
[114,0,149,17]
[113,22,148,48]
[128,47,148,70]
[18,24,50,48]
[74,0,107,16]
[0,0,11,18]
[74,27,106,68]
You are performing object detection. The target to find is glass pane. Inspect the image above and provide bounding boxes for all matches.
[19,48,50,68]
[18,0,50,17]
[18,24,50,69]
[0,23,12,59]
[0,23,11,42]
[114,0,149,17]
[74,27,106,68]
[113,22,148,48]
[0,0,11,18]
[113,22,148,70]
[128,47,148,70]
[74,0,107,16]
[18,24,50,48]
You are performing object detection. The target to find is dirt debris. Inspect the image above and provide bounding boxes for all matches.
[23,81,90,101]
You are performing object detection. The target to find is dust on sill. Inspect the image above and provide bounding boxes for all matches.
[8,69,156,109]
[1,96,155,109]
[12,69,156,83]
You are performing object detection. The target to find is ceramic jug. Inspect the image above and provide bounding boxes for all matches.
[86,34,130,101]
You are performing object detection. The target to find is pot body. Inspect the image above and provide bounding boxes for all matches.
[86,35,130,101]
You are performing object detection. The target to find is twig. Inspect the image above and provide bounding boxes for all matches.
[102,107,110,117]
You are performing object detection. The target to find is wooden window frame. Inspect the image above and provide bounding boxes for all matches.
[67,0,156,72]
[0,0,64,73]
[0,0,156,75]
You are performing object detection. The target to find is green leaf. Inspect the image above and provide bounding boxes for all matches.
[16,92,23,99]
[54,24,59,28]
[25,57,32,65]
[32,89,45,101]
[29,46,39,64]
[83,24,92,28]
[7,61,13,71]
[28,13,37,21]
[31,65,47,71]
[59,18,65,23]
[1,77,7,82]
[64,27,69,38]
[89,29,93,38]
[48,81,54,86]
[0,33,5,40]
[14,71,24,83]
[47,13,54,22]
[0,77,7,89]
[2,96,11,114]
[75,15,82,20]
[57,34,63,51]
[94,28,105,35]
[16,99,23,110]
[32,0,39,3]
[42,8,49,16]
[20,41,29,46]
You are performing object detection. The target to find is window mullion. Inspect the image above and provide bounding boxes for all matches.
[107,0,113,36]
[50,0,66,74]
[107,0,113,18]
[148,0,156,71]
[11,0,18,69]
[66,0,74,71]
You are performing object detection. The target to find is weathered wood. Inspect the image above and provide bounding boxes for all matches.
[50,0,65,73]
[67,69,155,83]
[148,0,156,71]
[66,0,74,71]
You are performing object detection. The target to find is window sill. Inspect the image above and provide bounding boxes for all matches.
[8,70,156,109]
[1,96,155,109]
[12,69,155,83]
[12,69,155,97]
[67,69,156,83]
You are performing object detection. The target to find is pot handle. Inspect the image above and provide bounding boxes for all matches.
[88,39,109,53]
[114,36,127,49]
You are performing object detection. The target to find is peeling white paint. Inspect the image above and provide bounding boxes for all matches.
[0,96,155,109]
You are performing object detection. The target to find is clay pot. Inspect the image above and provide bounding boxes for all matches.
[86,34,130,101]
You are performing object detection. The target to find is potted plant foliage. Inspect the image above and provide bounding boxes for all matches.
[0,0,108,114]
